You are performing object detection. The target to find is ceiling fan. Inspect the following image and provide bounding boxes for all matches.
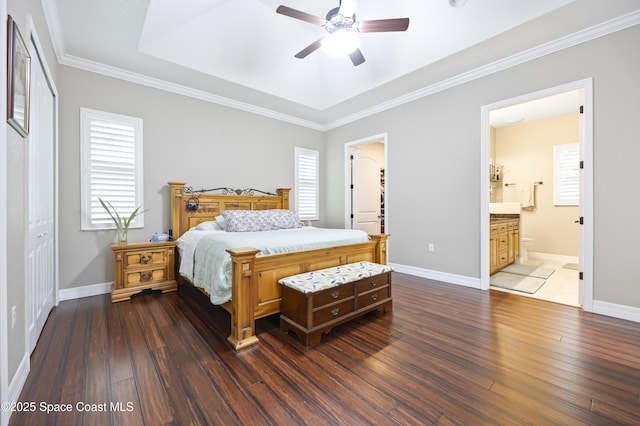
[276,0,409,66]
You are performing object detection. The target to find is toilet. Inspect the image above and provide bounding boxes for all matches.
[521,237,534,263]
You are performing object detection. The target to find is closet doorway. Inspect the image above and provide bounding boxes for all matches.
[480,79,593,311]
[344,134,387,234]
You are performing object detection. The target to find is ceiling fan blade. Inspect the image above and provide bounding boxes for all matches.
[294,37,326,59]
[338,0,358,18]
[276,5,326,26]
[358,18,410,32]
[349,48,366,66]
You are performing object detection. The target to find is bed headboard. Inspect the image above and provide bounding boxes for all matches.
[169,182,291,239]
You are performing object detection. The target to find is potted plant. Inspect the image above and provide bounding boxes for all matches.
[99,198,146,243]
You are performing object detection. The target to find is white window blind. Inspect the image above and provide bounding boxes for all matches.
[553,142,579,206]
[80,108,144,230]
[295,147,319,220]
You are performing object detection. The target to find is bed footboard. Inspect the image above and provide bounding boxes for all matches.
[226,234,388,350]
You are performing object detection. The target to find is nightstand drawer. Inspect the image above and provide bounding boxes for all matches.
[124,248,170,268]
[124,266,169,287]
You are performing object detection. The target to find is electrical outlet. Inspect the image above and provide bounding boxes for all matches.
[11,306,16,328]
[428,243,435,252]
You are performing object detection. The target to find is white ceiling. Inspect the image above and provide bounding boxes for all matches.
[44,0,640,128]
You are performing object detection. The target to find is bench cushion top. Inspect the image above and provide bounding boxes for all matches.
[278,261,392,294]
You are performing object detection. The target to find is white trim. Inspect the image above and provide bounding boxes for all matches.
[390,263,482,290]
[592,300,640,324]
[343,133,388,231]
[62,54,326,131]
[58,282,112,301]
[7,354,29,411]
[480,78,594,313]
[1,4,9,426]
[39,1,640,131]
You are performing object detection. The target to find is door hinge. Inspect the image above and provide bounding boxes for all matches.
[350,184,354,189]
[580,160,584,169]
[350,214,354,219]
[579,217,584,225]
[580,105,584,114]
[579,271,583,280]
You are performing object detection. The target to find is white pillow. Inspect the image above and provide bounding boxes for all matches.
[195,221,223,231]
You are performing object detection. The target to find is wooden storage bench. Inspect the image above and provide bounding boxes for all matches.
[279,262,393,346]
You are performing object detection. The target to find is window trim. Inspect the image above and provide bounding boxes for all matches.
[80,107,144,230]
[294,147,319,221]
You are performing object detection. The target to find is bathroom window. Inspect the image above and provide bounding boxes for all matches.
[553,142,579,206]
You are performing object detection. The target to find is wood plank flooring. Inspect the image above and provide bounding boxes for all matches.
[9,273,640,425]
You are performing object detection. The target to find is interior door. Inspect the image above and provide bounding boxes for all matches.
[351,149,381,234]
[27,46,55,351]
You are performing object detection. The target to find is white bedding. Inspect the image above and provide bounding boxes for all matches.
[177,227,370,304]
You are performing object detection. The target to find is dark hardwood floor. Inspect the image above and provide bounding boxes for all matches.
[9,273,640,425]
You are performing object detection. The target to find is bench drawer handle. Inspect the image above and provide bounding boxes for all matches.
[331,307,340,316]
[370,280,377,287]
[331,291,339,299]
[371,294,378,301]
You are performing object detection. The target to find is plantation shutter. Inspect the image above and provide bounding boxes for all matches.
[295,147,319,220]
[80,108,144,230]
[553,142,579,206]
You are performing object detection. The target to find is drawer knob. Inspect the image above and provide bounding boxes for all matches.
[140,255,152,264]
[331,291,339,299]
[331,307,340,316]
[140,271,152,282]
[371,280,377,286]
[371,294,378,301]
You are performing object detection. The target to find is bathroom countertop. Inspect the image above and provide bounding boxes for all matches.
[490,214,519,223]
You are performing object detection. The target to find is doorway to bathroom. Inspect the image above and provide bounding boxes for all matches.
[480,79,593,310]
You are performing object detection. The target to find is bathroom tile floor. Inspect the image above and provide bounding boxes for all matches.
[491,255,581,307]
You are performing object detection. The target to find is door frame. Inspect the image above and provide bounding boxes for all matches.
[479,78,593,311]
[344,133,388,231]
[1,4,10,426]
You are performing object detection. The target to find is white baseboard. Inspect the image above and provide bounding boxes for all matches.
[58,281,112,301]
[389,263,482,289]
[5,353,29,424]
[592,300,640,323]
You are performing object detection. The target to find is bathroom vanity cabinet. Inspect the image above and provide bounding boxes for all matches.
[490,218,520,275]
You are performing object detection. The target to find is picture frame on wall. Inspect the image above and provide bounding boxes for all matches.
[7,15,31,138]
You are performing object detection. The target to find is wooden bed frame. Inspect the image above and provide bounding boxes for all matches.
[169,182,389,350]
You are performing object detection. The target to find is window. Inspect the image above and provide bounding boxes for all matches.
[294,147,319,220]
[553,142,579,206]
[80,108,144,230]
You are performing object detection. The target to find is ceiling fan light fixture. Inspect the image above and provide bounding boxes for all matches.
[449,0,467,7]
[321,29,359,57]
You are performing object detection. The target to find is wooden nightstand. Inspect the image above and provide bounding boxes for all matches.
[110,240,177,302]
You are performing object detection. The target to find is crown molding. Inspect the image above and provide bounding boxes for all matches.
[41,1,640,131]
[59,54,325,131]
[325,9,640,129]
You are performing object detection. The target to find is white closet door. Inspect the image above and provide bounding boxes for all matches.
[27,47,55,351]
